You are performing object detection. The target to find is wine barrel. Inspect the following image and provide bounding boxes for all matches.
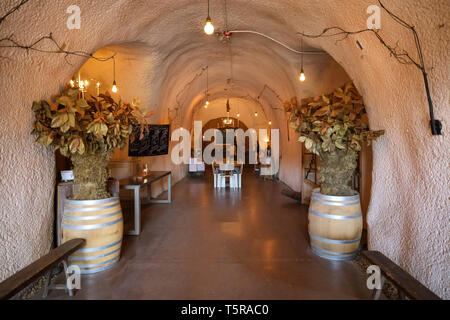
[308,188,362,261]
[62,197,123,274]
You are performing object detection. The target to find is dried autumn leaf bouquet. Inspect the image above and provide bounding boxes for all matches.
[285,82,385,196]
[32,85,154,199]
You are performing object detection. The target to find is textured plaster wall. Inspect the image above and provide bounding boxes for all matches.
[0,0,448,298]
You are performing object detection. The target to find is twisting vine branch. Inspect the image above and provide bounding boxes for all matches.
[0,0,29,26]
[0,33,115,64]
[257,84,283,104]
[167,66,209,125]
[297,0,441,135]
[0,0,115,63]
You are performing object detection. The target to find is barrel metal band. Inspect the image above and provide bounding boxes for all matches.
[77,239,122,253]
[311,244,360,256]
[311,190,360,201]
[63,202,119,212]
[77,259,119,274]
[311,247,359,261]
[64,197,119,206]
[69,247,120,261]
[70,255,119,269]
[62,218,122,230]
[311,197,360,207]
[309,232,361,244]
[63,210,121,221]
[309,209,362,220]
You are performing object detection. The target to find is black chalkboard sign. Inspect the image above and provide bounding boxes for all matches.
[128,124,170,157]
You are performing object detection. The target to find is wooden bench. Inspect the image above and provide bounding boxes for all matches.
[362,250,441,300]
[0,238,85,300]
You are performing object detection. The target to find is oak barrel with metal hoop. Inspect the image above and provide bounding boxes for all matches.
[62,197,123,274]
[308,188,362,261]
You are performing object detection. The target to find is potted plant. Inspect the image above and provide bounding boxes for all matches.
[32,85,153,273]
[284,82,384,261]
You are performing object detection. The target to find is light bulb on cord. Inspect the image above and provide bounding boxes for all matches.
[112,80,118,93]
[111,56,118,93]
[299,69,306,82]
[204,18,215,35]
[84,80,89,87]
[203,1,214,35]
[268,120,272,125]
[237,113,240,118]
[254,111,258,117]
[299,35,306,82]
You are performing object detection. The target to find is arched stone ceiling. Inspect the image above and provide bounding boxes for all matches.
[78,0,349,130]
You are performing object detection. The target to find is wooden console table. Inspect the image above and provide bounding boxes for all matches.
[119,171,172,236]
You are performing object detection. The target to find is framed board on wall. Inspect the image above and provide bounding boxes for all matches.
[128,124,170,157]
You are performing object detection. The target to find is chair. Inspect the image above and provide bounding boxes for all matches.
[218,163,237,188]
[234,164,243,188]
[212,163,221,188]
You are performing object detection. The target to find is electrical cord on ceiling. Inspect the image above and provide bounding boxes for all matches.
[225,30,327,55]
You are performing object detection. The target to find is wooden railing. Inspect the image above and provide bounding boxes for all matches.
[0,239,85,300]
[362,250,441,300]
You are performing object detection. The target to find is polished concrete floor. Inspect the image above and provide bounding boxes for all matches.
[44,169,372,299]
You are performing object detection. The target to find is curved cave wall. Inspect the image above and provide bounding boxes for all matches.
[0,0,448,298]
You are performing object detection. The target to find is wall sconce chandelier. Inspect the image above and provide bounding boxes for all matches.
[69,74,102,98]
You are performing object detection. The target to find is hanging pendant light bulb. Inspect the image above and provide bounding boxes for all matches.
[236,113,240,118]
[204,18,214,35]
[254,111,258,117]
[299,34,306,82]
[204,0,214,35]
[112,80,118,93]
[111,56,118,93]
[299,69,306,82]
[268,120,272,125]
